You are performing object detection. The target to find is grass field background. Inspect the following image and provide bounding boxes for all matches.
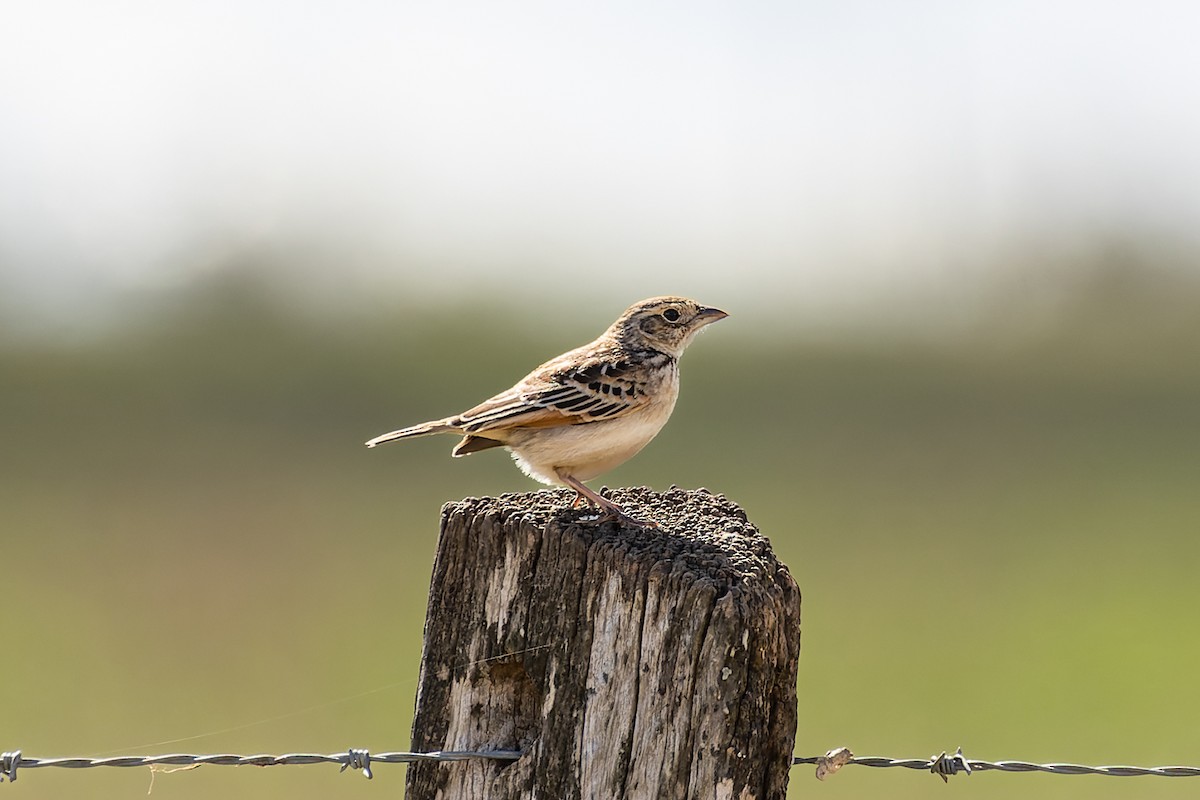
[3,266,1198,799]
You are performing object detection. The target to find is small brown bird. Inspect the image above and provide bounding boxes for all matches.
[366,296,728,526]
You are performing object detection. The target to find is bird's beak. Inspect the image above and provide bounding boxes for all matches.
[695,306,729,325]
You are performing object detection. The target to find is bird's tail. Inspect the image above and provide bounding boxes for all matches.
[365,419,459,448]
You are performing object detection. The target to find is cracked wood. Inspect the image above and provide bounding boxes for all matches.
[406,487,801,800]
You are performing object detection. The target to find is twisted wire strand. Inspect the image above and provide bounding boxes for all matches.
[793,749,1200,779]
[0,749,521,783]
[5,747,1200,785]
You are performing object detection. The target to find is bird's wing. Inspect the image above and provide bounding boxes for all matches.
[452,354,651,434]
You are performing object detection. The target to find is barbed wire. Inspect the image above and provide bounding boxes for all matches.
[0,748,520,784]
[4,745,1200,786]
[794,746,1200,782]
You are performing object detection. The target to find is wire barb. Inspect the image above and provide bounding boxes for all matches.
[814,747,853,781]
[0,752,19,783]
[340,748,372,779]
[930,747,971,783]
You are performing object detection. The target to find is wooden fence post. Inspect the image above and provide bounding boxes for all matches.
[406,487,801,800]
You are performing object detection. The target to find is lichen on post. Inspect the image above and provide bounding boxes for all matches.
[406,487,801,800]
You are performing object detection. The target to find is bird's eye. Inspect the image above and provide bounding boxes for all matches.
[662,308,681,322]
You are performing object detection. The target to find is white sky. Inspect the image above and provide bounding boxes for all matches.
[1,0,1199,328]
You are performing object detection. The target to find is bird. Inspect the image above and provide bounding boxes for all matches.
[366,296,728,527]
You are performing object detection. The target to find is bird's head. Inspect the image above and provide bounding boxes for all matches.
[611,296,728,357]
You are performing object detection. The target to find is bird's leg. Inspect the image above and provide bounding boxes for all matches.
[557,472,658,529]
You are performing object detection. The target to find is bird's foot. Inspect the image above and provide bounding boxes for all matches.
[589,493,658,528]
[597,505,659,529]
[558,474,658,528]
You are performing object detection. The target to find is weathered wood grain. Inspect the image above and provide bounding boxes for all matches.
[406,487,801,800]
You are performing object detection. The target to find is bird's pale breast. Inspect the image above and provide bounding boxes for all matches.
[507,373,679,484]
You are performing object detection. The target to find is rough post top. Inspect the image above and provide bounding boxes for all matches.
[441,486,786,592]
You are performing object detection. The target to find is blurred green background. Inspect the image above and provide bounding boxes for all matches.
[5,2,1200,797]
[3,258,1199,799]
